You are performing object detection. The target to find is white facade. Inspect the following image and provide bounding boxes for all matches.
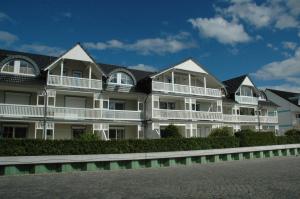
[0,45,279,140]
[265,90,300,134]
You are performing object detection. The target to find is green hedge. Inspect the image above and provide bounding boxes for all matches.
[235,130,277,147]
[0,132,300,156]
[235,129,300,147]
[0,137,239,156]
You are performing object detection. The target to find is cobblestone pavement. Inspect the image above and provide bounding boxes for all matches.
[0,156,300,199]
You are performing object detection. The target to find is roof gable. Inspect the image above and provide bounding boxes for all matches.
[61,44,94,62]
[241,76,255,87]
[173,59,207,74]
[267,89,300,108]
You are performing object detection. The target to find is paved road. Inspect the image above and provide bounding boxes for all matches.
[0,157,300,199]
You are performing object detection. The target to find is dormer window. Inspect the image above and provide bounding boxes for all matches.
[108,72,134,86]
[1,59,37,76]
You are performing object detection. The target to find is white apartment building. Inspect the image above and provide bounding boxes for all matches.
[0,44,279,140]
[265,89,300,134]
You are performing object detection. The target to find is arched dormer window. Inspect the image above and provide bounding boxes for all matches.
[108,71,135,86]
[1,56,39,76]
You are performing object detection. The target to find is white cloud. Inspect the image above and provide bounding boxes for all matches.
[286,0,300,16]
[275,14,299,29]
[266,43,278,51]
[222,1,274,28]
[188,17,251,45]
[0,12,12,22]
[259,84,300,93]
[128,64,157,72]
[252,47,300,81]
[219,0,299,30]
[20,44,65,56]
[62,12,72,18]
[282,41,297,50]
[0,31,18,45]
[83,32,196,55]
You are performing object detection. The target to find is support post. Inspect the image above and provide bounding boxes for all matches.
[88,64,92,88]
[171,70,174,91]
[188,73,191,94]
[60,59,64,85]
[203,76,207,95]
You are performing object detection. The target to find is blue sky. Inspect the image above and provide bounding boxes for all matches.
[0,0,299,91]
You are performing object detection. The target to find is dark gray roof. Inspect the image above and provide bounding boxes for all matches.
[222,75,247,94]
[0,48,155,86]
[0,73,45,86]
[222,97,236,104]
[267,89,300,107]
[0,49,56,70]
[258,100,279,107]
[98,62,155,82]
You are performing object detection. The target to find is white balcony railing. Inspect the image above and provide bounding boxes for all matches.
[259,116,278,124]
[47,75,102,90]
[49,107,101,120]
[223,114,278,124]
[153,109,222,121]
[102,110,142,120]
[152,81,221,97]
[0,104,44,118]
[0,104,142,121]
[235,95,258,105]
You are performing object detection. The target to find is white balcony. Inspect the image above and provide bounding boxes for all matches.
[223,114,278,124]
[102,110,142,121]
[235,95,258,105]
[0,104,142,121]
[49,107,101,120]
[152,81,221,97]
[47,75,102,90]
[153,109,222,121]
[0,104,44,118]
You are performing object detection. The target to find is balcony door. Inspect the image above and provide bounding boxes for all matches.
[109,101,125,110]
[109,128,125,140]
[5,92,30,105]
[65,96,86,108]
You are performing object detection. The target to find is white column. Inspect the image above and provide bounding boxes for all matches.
[89,64,92,88]
[171,71,174,91]
[60,59,64,85]
[188,73,191,94]
[34,123,37,139]
[203,76,207,95]
[52,129,55,140]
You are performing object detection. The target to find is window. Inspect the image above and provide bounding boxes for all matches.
[38,95,45,106]
[103,100,109,109]
[2,126,27,139]
[109,128,125,140]
[108,72,134,86]
[296,114,300,119]
[48,97,55,106]
[241,86,253,96]
[94,100,100,109]
[138,102,144,111]
[1,59,36,76]
[109,101,125,110]
[72,71,82,78]
[159,102,175,110]
[72,127,85,139]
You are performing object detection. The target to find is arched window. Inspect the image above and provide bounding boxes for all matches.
[108,72,134,85]
[1,59,36,76]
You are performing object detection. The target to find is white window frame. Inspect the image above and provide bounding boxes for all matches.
[108,72,134,86]
[1,59,36,76]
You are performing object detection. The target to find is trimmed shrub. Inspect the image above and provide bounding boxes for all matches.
[162,125,182,138]
[235,129,276,147]
[79,133,99,141]
[209,127,233,137]
[0,137,239,156]
[285,129,300,136]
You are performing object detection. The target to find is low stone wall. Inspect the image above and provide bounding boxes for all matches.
[1,144,299,176]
